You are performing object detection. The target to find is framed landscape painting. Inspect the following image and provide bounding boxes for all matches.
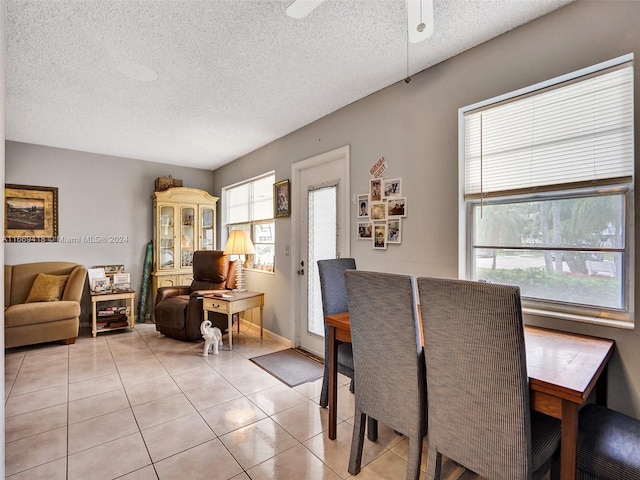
[5,184,58,242]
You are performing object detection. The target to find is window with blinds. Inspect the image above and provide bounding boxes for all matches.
[223,172,275,272]
[460,55,634,326]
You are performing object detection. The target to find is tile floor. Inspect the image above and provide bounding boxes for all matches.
[4,322,474,480]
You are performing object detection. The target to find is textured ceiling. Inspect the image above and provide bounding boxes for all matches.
[6,0,573,170]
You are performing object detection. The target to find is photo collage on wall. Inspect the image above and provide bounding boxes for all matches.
[357,177,407,250]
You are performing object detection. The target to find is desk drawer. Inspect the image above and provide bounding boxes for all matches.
[203,298,230,314]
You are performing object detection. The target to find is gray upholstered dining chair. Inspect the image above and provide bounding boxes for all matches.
[417,277,560,480]
[317,258,356,408]
[577,403,640,479]
[345,270,427,480]
[317,258,378,440]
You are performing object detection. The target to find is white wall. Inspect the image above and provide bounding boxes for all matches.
[4,142,214,321]
[211,1,640,418]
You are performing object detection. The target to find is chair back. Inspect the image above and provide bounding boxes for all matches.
[417,277,532,479]
[317,258,356,317]
[345,270,426,437]
[190,250,231,291]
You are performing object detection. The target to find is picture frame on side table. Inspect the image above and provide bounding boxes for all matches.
[274,179,290,218]
[4,184,58,242]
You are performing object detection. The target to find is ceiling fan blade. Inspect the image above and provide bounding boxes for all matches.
[407,0,434,43]
[286,0,325,19]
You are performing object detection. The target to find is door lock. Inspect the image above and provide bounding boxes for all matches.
[298,260,305,275]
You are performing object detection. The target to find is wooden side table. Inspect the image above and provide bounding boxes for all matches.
[91,290,136,337]
[202,291,264,349]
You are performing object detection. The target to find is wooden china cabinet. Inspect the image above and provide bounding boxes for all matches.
[151,187,218,306]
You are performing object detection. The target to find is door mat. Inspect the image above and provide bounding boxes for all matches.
[250,348,324,387]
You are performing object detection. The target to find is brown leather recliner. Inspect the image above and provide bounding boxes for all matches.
[154,250,236,341]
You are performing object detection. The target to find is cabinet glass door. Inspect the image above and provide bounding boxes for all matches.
[159,206,175,270]
[180,206,195,268]
[201,207,214,250]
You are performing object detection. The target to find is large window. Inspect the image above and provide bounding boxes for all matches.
[460,55,634,326]
[223,172,275,272]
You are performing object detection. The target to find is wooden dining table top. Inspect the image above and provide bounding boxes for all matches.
[324,311,614,404]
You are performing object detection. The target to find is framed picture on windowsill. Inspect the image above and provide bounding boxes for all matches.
[274,179,290,218]
[4,184,58,242]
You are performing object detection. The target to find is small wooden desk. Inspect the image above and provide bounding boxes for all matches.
[325,312,614,480]
[202,291,264,350]
[91,290,136,337]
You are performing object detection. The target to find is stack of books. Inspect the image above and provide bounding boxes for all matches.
[97,306,130,329]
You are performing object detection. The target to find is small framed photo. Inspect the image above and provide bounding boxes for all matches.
[357,221,372,240]
[373,222,387,250]
[387,219,402,244]
[357,194,369,218]
[382,178,402,198]
[274,179,290,218]
[369,178,382,202]
[91,277,111,294]
[387,197,407,218]
[370,201,387,220]
[113,273,130,285]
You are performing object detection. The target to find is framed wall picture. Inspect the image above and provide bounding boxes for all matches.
[5,184,58,242]
[387,218,402,244]
[370,201,387,220]
[373,222,387,250]
[274,179,290,218]
[382,177,402,198]
[369,178,382,202]
[387,197,407,218]
[357,221,372,240]
[357,193,369,218]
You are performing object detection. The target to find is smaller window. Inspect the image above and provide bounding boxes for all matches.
[223,173,275,272]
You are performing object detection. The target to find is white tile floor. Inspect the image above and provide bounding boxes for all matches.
[4,322,449,480]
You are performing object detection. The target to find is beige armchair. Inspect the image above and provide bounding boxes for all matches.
[4,261,87,348]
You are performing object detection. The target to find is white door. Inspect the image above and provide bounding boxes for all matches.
[292,146,350,357]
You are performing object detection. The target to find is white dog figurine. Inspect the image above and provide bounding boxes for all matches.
[201,320,223,357]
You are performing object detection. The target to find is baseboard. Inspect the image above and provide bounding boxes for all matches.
[238,317,292,348]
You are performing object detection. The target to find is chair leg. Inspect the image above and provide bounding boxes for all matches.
[367,416,378,441]
[406,436,424,480]
[426,448,442,480]
[319,365,329,408]
[348,411,367,476]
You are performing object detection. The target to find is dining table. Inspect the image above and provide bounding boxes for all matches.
[325,311,615,480]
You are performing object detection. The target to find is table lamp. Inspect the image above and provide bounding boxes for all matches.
[223,230,256,292]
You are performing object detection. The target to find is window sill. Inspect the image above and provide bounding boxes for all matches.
[245,268,275,275]
[522,307,634,330]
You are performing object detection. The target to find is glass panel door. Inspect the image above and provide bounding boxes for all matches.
[307,185,338,336]
[159,205,175,270]
[180,206,195,268]
[201,207,214,250]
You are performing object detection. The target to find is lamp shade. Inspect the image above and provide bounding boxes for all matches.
[223,230,256,256]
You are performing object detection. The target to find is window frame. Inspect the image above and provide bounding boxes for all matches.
[222,172,276,273]
[458,54,635,328]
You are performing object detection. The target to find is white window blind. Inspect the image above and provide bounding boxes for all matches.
[464,64,634,197]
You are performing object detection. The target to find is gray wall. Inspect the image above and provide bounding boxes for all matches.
[211,1,640,417]
[4,141,214,321]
